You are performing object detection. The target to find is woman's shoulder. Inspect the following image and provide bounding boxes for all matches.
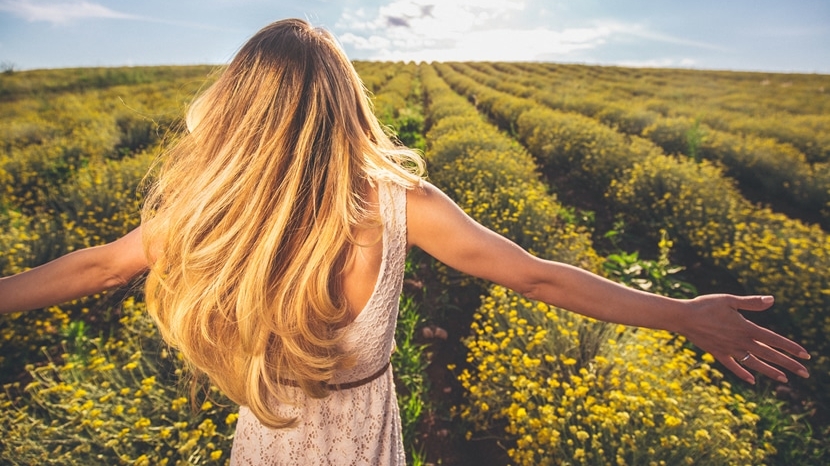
[404,180,440,208]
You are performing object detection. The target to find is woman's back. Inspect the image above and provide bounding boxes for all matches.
[230,182,409,466]
[340,185,384,324]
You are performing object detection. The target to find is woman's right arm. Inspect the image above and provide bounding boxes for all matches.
[406,181,810,384]
[0,226,149,314]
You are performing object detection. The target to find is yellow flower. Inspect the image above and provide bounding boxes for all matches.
[694,429,711,441]
[134,417,151,429]
[171,396,188,411]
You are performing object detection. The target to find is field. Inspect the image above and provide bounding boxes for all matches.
[0,62,828,465]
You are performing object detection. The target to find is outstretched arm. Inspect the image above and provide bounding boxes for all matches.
[406,181,810,384]
[0,226,149,314]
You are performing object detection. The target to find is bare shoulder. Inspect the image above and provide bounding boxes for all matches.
[405,180,489,253]
[405,181,462,248]
[405,181,438,249]
[405,179,440,203]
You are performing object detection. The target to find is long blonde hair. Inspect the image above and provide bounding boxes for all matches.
[141,18,424,428]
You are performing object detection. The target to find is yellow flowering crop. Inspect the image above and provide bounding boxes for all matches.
[459,286,767,465]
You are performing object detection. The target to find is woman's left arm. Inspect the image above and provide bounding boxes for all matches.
[407,181,810,384]
[0,226,149,314]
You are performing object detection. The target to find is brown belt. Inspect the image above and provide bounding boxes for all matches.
[281,360,391,391]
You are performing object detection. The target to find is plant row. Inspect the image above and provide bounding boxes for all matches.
[419,63,773,465]
[0,65,218,365]
[501,62,830,164]
[433,62,830,416]
[0,67,238,464]
[452,61,830,230]
[353,61,397,95]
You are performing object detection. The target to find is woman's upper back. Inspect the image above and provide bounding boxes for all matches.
[333,182,408,385]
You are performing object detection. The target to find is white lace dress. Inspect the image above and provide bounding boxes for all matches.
[230,182,408,466]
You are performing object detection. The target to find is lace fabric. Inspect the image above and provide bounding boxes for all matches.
[230,182,408,466]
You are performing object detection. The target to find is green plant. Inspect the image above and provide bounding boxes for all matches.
[742,386,830,465]
[602,230,697,299]
[393,294,430,457]
[685,118,703,164]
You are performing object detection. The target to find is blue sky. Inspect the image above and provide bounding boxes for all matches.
[0,0,828,73]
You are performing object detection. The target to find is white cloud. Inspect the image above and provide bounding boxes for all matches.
[338,1,632,62]
[339,32,392,51]
[0,0,137,24]
[345,0,526,31]
[336,0,729,62]
[615,57,698,68]
[338,0,556,60]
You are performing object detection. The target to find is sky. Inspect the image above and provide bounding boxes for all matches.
[0,0,828,74]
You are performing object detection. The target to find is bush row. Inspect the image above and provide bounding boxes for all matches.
[0,69,204,375]
[453,62,830,230]
[369,62,426,151]
[496,62,830,164]
[421,65,599,269]
[0,79,197,376]
[0,66,215,102]
[353,61,396,94]
[420,64,771,465]
[434,63,830,417]
[0,298,236,465]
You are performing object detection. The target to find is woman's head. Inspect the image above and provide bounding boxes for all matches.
[180,18,420,228]
[142,19,423,429]
[188,19,375,152]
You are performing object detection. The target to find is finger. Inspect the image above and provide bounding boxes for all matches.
[747,341,810,379]
[729,294,774,312]
[742,353,789,384]
[750,323,812,360]
[719,353,756,385]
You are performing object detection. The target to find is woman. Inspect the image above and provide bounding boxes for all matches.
[0,18,810,465]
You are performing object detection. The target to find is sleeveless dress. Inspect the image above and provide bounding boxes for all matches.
[230,182,408,466]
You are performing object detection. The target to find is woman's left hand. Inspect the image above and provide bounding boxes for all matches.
[678,294,810,384]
